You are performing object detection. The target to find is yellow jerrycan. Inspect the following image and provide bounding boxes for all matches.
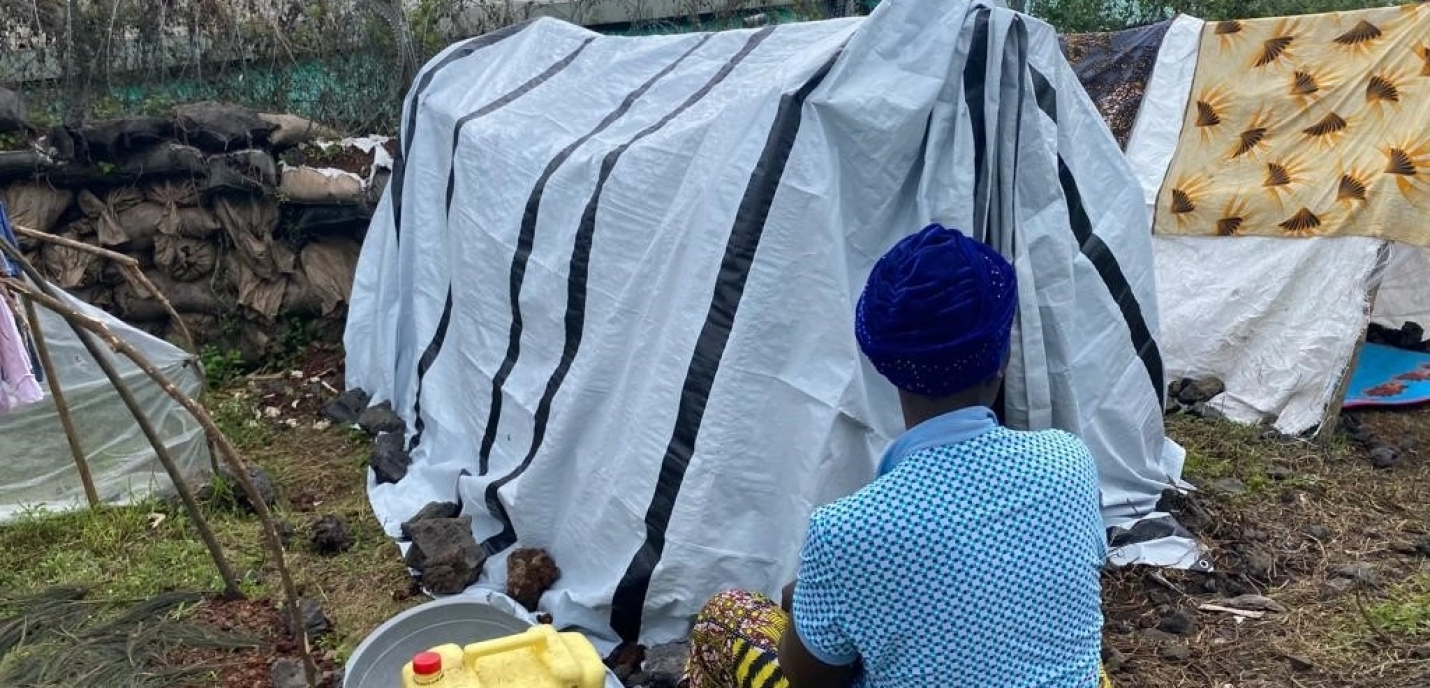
[401,624,607,688]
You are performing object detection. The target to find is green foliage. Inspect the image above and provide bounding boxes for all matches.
[1367,574,1430,637]
[273,316,318,370]
[1025,0,1404,33]
[199,345,247,389]
[0,502,236,597]
[208,393,274,453]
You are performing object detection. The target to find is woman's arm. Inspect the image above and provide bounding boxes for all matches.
[778,624,857,688]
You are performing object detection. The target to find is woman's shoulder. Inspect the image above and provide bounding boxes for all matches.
[985,425,1090,451]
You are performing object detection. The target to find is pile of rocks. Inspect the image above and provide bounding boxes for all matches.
[0,89,388,359]
[1166,377,1226,418]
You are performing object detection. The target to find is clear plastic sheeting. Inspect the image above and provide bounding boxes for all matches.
[0,286,210,522]
[347,0,1196,647]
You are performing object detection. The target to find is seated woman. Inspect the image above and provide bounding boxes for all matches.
[683,224,1111,688]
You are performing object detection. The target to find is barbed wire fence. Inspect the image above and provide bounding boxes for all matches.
[0,0,867,136]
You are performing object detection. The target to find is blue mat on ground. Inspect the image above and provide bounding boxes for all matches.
[1343,343,1430,409]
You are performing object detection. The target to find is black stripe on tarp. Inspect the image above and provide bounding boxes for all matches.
[407,38,598,452]
[1025,63,1167,405]
[473,36,715,476]
[1028,66,1057,122]
[391,20,531,242]
[407,289,452,451]
[478,28,776,554]
[961,8,992,238]
[609,52,841,644]
[445,38,598,210]
[1056,157,1166,405]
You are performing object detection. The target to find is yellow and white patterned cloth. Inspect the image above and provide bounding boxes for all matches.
[1154,3,1430,245]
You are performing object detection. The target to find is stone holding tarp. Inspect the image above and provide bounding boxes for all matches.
[0,94,382,359]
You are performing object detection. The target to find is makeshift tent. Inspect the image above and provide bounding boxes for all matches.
[1122,5,1430,435]
[345,0,1200,647]
[0,206,210,522]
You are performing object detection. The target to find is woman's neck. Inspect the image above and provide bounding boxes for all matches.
[899,386,1000,429]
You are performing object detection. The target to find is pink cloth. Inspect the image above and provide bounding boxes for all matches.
[0,288,43,412]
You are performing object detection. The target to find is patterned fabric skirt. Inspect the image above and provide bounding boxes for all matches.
[684,589,1116,688]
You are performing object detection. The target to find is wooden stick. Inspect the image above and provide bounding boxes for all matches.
[3,281,243,603]
[19,295,100,508]
[10,224,197,354]
[9,225,142,267]
[122,263,197,355]
[0,268,318,687]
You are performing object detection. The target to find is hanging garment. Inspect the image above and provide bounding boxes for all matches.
[0,200,21,278]
[0,201,43,383]
[0,285,43,412]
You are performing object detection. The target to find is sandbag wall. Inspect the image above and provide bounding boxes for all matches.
[0,98,387,360]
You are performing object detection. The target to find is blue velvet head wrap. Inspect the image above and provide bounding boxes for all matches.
[856,223,1018,397]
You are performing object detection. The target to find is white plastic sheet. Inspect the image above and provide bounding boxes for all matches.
[347,0,1196,646]
[1125,14,1427,434]
[1373,244,1430,337]
[1123,14,1203,217]
[0,286,209,521]
[1153,236,1384,434]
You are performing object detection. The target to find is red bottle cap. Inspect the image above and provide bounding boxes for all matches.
[413,651,443,676]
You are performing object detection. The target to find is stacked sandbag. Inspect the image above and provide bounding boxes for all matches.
[0,97,390,360]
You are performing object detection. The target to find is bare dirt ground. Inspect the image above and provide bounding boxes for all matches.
[1103,410,1430,688]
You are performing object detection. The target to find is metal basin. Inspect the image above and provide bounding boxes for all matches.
[343,595,533,688]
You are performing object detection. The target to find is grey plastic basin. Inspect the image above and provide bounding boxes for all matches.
[342,596,533,688]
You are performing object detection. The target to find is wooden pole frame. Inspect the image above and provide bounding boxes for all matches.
[18,295,99,508]
[10,223,197,354]
[0,242,317,687]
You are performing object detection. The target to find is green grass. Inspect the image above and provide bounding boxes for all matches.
[209,392,276,448]
[0,388,415,673]
[1168,414,1330,497]
[0,502,253,598]
[1367,574,1430,638]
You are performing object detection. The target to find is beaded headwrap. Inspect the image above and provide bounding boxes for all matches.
[855,223,1017,397]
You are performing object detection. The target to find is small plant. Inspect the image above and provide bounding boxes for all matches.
[200,345,247,389]
[301,142,341,164]
[274,316,317,370]
[209,392,274,449]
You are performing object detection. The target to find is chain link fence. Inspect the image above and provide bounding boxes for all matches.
[0,0,867,136]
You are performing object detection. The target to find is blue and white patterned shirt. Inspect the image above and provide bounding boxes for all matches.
[791,406,1106,687]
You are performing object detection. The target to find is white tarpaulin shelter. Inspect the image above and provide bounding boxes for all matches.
[1125,13,1430,436]
[0,281,210,521]
[345,0,1200,646]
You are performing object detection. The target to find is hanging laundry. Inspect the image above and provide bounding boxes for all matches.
[0,201,43,410]
[1,202,43,384]
[0,200,20,279]
[0,285,43,412]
